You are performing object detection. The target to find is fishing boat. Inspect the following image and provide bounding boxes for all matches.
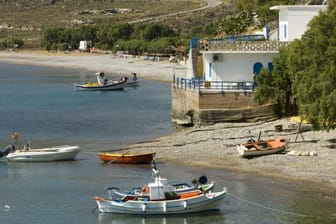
[236,138,289,158]
[0,133,80,162]
[106,181,216,203]
[94,166,226,214]
[98,152,155,164]
[73,72,126,91]
[107,175,215,201]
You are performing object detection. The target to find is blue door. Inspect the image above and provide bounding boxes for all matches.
[253,62,263,75]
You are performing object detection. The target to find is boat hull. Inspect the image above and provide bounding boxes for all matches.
[95,188,226,215]
[73,81,125,91]
[98,152,155,164]
[125,80,139,87]
[237,138,288,158]
[6,145,80,162]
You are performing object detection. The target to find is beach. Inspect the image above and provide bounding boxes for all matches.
[0,50,187,82]
[1,50,335,198]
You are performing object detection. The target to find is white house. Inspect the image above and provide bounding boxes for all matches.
[197,5,327,87]
[172,4,328,125]
[201,42,279,84]
[270,5,327,41]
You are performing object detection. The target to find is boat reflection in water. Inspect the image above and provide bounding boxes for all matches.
[97,210,225,224]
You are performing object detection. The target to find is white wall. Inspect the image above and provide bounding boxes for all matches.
[203,52,277,82]
[271,5,327,41]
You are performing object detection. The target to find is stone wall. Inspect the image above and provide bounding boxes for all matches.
[171,87,274,125]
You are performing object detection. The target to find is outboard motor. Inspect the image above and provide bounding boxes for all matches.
[0,144,15,158]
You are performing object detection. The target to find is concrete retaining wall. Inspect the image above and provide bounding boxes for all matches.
[171,87,274,125]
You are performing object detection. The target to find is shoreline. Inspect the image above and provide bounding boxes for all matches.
[127,118,336,199]
[0,50,188,82]
[1,50,335,199]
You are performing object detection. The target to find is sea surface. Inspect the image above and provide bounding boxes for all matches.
[0,63,335,224]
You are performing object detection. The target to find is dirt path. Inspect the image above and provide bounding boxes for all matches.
[129,0,223,23]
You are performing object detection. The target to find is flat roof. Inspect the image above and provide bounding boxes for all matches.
[270,5,327,10]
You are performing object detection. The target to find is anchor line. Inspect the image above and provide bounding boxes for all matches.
[226,192,313,218]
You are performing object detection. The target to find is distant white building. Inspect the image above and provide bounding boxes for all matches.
[78,40,92,52]
[270,5,327,41]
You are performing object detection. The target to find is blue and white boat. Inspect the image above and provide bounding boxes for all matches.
[94,166,226,214]
[73,72,126,91]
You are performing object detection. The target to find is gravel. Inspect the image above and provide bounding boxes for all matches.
[126,118,336,198]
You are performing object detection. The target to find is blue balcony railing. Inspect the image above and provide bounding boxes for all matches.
[173,76,257,94]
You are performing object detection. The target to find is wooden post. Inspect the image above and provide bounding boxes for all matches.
[294,122,305,142]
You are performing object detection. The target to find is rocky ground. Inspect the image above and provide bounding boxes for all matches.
[124,118,336,199]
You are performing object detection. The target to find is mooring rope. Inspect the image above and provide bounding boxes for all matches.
[226,191,313,218]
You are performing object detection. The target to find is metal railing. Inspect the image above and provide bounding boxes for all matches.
[173,76,257,94]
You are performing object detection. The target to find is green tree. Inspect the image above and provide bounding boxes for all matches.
[43,27,60,47]
[233,0,297,26]
[217,11,252,36]
[117,23,134,40]
[287,2,336,130]
[254,48,293,117]
[143,24,176,41]
[96,23,118,49]
[115,39,146,55]
[254,68,275,106]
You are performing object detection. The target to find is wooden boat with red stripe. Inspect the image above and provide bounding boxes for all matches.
[98,152,155,164]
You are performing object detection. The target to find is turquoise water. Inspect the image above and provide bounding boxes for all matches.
[0,63,172,150]
[0,63,335,224]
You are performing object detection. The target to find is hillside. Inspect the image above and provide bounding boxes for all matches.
[0,0,204,28]
[0,0,232,47]
[0,0,324,49]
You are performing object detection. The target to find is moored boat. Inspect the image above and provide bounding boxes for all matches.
[106,178,216,201]
[0,133,80,162]
[94,164,226,214]
[236,138,289,158]
[73,72,126,91]
[5,145,80,162]
[98,152,155,164]
[95,189,226,214]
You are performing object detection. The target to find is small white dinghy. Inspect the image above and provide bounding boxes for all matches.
[6,145,80,162]
[0,133,80,162]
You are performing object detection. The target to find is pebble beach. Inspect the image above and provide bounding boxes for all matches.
[1,50,335,199]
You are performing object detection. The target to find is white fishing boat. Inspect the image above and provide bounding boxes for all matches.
[5,145,80,162]
[106,177,216,200]
[73,72,126,91]
[94,165,226,214]
[0,133,80,162]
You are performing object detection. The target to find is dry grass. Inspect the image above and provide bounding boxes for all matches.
[0,0,233,49]
[0,0,203,28]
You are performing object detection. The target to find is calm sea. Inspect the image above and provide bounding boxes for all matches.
[0,63,335,224]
